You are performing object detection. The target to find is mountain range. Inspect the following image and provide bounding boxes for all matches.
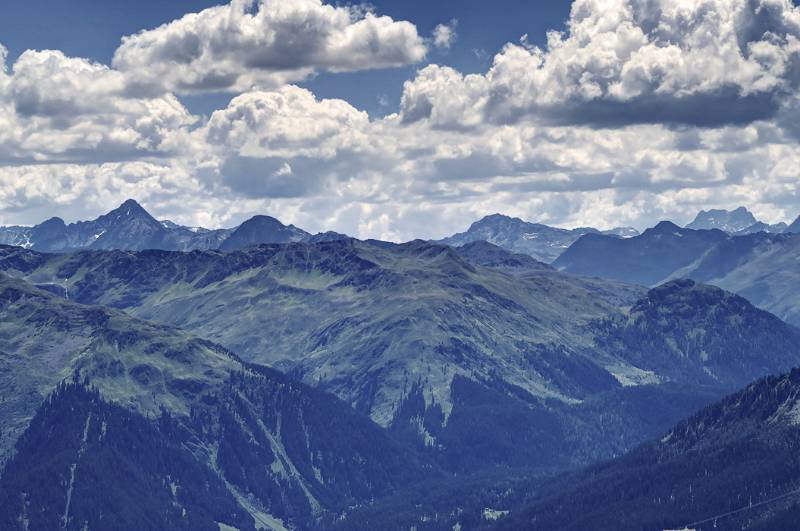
[2,200,800,529]
[3,201,795,265]
[437,213,640,263]
[686,206,791,234]
[0,204,642,263]
[0,199,330,254]
[1,239,799,478]
[437,208,798,265]
[554,222,800,327]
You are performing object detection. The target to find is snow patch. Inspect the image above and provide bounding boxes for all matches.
[412,416,436,447]
[62,413,92,528]
[607,364,661,387]
[482,508,509,521]
[210,447,290,531]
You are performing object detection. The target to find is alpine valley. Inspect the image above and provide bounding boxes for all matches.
[2,201,800,530]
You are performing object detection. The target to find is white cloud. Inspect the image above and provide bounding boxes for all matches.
[2,1,800,240]
[196,85,393,199]
[204,86,370,158]
[433,20,458,50]
[0,50,196,163]
[402,0,800,127]
[112,0,427,94]
[400,65,488,129]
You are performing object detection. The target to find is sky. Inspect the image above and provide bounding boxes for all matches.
[0,0,799,239]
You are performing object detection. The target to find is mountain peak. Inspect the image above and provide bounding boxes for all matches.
[643,278,703,300]
[648,220,682,233]
[219,214,310,251]
[482,213,516,221]
[121,198,142,208]
[240,214,284,228]
[114,199,151,217]
[438,213,592,262]
[686,207,758,233]
[95,199,159,227]
[634,278,759,322]
[37,216,66,228]
[469,213,524,229]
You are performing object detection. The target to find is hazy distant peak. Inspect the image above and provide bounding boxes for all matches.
[686,207,758,233]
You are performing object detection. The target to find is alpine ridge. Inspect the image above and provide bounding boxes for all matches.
[554,222,800,327]
[1,242,798,480]
[0,200,338,253]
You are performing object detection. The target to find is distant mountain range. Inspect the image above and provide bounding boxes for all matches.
[554,222,800,327]
[0,199,341,253]
[687,206,789,234]
[0,201,796,264]
[436,213,640,262]
[437,207,797,264]
[2,200,800,529]
[553,221,730,285]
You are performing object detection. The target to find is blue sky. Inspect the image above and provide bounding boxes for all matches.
[0,0,799,239]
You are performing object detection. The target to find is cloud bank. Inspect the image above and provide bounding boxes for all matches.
[402,0,800,128]
[0,0,799,240]
[112,0,427,94]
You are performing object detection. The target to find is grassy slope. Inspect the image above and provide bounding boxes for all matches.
[0,273,240,459]
[0,273,442,528]
[0,241,646,427]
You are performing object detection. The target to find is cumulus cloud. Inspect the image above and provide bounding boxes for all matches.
[112,0,427,94]
[402,0,800,128]
[400,65,488,128]
[196,85,395,200]
[2,1,800,240]
[0,50,196,163]
[3,75,799,239]
[204,86,370,158]
[178,80,800,236]
[433,20,458,50]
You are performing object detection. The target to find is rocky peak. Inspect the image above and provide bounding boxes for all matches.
[686,207,758,233]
